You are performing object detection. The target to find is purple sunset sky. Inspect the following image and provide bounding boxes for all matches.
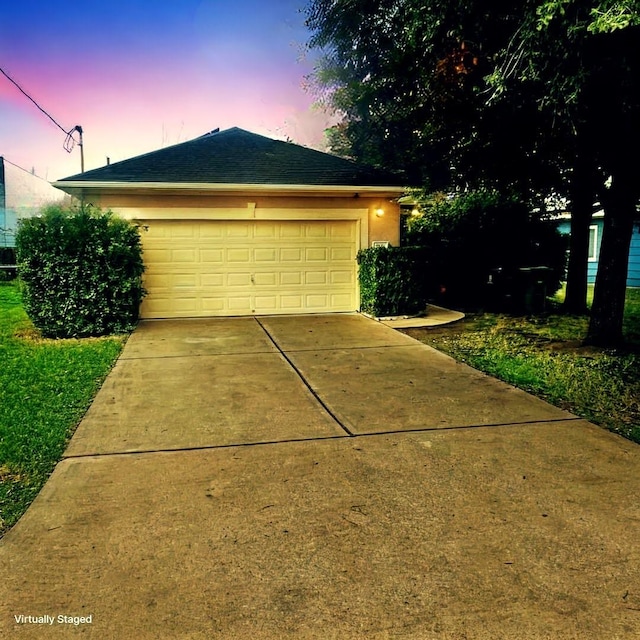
[0,0,334,181]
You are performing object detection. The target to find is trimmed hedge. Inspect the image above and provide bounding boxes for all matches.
[15,204,145,338]
[357,246,431,317]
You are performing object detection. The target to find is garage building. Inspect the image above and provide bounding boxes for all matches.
[55,127,406,318]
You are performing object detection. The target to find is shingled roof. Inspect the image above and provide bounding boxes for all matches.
[57,127,404,188]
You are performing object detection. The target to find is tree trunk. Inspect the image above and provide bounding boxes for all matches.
[563,157,593,314]
[584,174,635,347]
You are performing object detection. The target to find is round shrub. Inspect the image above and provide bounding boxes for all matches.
[15,204,145,338]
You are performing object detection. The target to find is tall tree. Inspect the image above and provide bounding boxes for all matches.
[494,1,640,343]
[305,0,555,195]
[304,0,640,346]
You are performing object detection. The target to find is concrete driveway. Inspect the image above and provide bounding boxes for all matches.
[1,314,640,639]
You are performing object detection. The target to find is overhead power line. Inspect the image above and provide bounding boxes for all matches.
[0,65,84,169]
[1,65,69,134]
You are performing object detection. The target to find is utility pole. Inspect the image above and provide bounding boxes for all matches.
[74,125,84,173]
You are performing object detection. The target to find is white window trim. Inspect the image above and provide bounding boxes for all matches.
[588,224,598,262]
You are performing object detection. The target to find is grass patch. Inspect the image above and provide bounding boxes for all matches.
[405,287,640,443]
[0,281,126,537]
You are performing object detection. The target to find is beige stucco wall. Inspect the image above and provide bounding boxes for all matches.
[88,192,401,248]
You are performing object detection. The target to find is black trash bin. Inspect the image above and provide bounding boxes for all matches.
[487,266,552,313]
[517,266,552,314]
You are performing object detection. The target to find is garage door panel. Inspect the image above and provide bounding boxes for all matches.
[330,270,354,285]
[228,296,253,312]
[147,297,198,314]
[173,249,197,262]
[255,295,278,310]
[305,272,328,285]
[305,294,329,308]
[254,224,277,239]
[201,297,226,312]
[170,226,197,239]
[280,225,303,239]
[226,224,251,238]
[306,225,329,238]
[140,220,357,318]
[254,273,277,286]
[201,273,224,287]
[331,247,353,261]
[281,295,304,310]
[142,273,168,288]
[200,249,224,263]
[255,248,277,262]
[227,248,251,262]
[171,274,198,287]
[144,248,172,263]
[280,272,302,286]
[200,226,224,239]
[227,273,252,287]
[331,224,354,238]
[330,293,353,307]
[306,248,328,262]
[280,248,303,262]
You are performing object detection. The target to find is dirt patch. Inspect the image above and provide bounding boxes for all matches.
[403,318,639,357]
[0,464,28,484]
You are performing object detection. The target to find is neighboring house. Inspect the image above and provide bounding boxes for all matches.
[556,211,640,287]
[0,156,67,249]
[54,127,406,318]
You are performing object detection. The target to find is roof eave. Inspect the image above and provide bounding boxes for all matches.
[52,181,407,199]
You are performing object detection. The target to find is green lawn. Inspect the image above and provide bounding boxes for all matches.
[0,281,125,537]
[405,287,640,443]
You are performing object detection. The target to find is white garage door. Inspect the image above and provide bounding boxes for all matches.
[139,220,359,318]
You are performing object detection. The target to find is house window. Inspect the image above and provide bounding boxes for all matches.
[588,225,598,261]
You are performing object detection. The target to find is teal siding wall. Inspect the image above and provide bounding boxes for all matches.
[558,217,640,287]
[629,224,640,287]
[0,208,18,249]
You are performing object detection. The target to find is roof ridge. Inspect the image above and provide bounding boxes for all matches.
[58,126,406,187]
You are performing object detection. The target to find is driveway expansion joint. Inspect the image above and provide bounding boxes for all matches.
[61,416,585,461]
[268,343,424,354]
[61,434,353,460]
[254,317,354,436]
[119,349,278,361]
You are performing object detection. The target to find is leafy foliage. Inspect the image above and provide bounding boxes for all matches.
[15,204,145,338]
[405,190,568,308]
[357,246,431,316]
[304,0,559,196]
[304,0,640,345]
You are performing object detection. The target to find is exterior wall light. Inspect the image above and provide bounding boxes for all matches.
[375,207,385,217]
